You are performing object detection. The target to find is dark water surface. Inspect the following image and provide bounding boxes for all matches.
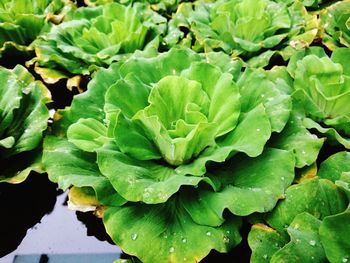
[0,173,121,263]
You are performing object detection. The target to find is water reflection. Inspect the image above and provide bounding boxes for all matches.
[0,172,58,257]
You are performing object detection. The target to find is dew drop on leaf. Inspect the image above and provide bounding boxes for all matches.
[169,247,175,253]
[206,231,212,236]
[223,236,230,244]
[131,233,138,240]
[182,238,187,243]
[309,240,316,246]
[343,257,349,263]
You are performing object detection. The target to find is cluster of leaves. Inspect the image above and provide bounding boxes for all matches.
[1,0,350,262]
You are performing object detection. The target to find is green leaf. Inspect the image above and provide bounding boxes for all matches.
[248,223,287,263]
[318,151,350,182]
[97,143,214,204]
[43,136,125,206]
[270,105,324,168]
[183,148,295,226]
[266,178,348,232]
[320,206,350,263]
[103,194,242,263]
[270,212,326,263]
[67,118,111,152]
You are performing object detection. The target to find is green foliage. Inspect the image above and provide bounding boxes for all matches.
[165,0,318,66]
[33,2,166,83]
[0,0,74,57]
[0,65,50,183]
[42,47,302,262]
[288,47,350,148]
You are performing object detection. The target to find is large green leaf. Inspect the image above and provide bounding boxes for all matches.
[270,103,324,168]
[270,212,326,263]
[266,178,348,232]
[103,194,242,263]
[43,136,125,206]
[320,206,350,263]
[183,148,295,226]
[97,143,214,204]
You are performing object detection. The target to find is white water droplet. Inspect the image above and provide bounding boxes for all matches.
[182,238,187,243]
[302,150,306,154]
[206,231,212,236]
[311,256,315,260]
[281,177,285,181]
[309,240,316,246]
[263,254,268,259]
[226,230,230,234]
[131,233,138,240]
[343,257,349,263]
[256,128,261,132]
[169,247,175,253]
[296,238,301,243]
[223,236,230,244]
[261,94,265,98]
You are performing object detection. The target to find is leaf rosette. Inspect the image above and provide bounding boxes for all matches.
[287,47,350,149]
[165,0,318,67]
[0,0,74,58]
[33,2,166,84]
[43,48,298,262]
[319,0,350,51]
[0,65,51,184]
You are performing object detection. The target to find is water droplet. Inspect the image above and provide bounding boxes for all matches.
[281,177,285,181]
[131,233,138,240]
[163,234,168,239]
[183,258,187,261]
[169,247,175,253]
[296,238,301,243]
[182,238,187,243]
[309,240,316,246]
[311,256,315,260]
[263,254,268,259]
[256,128,261,132]
[261,94,265,98]
[206,231,212,236]
[302,150,306,154]
[343,257,349,263]
[226,230,230,234]
[223,236,230,244]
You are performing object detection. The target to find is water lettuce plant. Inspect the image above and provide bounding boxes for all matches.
[42,47,309,262]
[0,65,51,184]
[33,2,166,85]
[287,47,350,149]
[319,0,350,50]
[165,0,318,67]
[0,0,74,57]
